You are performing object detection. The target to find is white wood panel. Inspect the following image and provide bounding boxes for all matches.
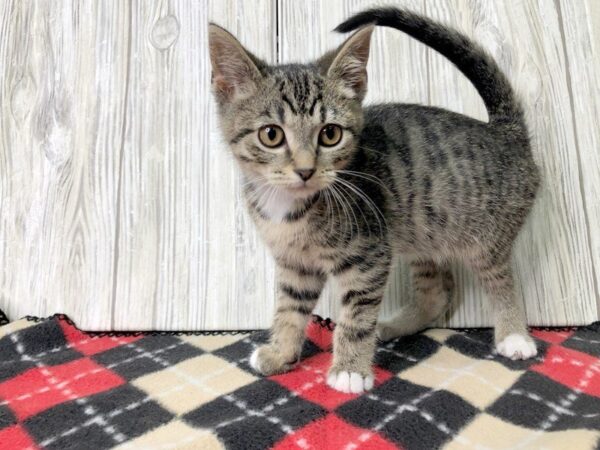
[205,1,277,330]
[1,0,598,329]
[0,1,129,329]
[111,0,277,330]
[557,0,600,319]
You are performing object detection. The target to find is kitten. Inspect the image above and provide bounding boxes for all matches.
[208,7,540,394]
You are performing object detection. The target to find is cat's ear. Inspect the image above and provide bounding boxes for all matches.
[324,25,374,101]
[208,24,263,102]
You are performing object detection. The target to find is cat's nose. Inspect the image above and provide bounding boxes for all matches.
[294,168,315,181]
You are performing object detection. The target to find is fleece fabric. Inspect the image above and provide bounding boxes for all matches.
[0,312,599,449]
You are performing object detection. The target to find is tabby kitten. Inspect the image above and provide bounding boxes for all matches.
[208,7,540,393]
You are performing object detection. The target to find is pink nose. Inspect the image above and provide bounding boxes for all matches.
[295,169,315,181]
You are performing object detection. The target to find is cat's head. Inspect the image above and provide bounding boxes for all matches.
[208,24,373,200]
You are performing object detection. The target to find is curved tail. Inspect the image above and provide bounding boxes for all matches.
[336,7,524,128]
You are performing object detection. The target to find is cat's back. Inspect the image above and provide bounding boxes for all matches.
[362,102,536,174]
[360,103,539,251]
[364,103,511,149]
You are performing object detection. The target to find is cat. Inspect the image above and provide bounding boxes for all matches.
[207,6,540,394]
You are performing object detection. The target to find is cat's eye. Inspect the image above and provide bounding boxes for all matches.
[258,125,285,148]
[318,124,343,147]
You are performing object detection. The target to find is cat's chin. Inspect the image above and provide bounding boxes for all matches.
[286,185,321,199]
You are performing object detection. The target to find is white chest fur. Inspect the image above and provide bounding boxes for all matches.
[250,183,297,224]
[262,188,296,223]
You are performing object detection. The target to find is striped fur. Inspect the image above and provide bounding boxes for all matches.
[208,7,540,392]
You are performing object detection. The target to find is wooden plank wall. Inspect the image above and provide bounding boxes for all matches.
[0,0,598,330]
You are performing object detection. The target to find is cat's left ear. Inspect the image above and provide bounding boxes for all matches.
[323,25,374,101]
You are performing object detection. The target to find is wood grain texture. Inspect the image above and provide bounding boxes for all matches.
[0,1,129,329]
[111,0,277,330]
[204,0,277,330]
[0,0,598,329]
[557,0,600,318]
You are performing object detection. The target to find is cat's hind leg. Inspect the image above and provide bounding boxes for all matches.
[377,259,455,341]
[469,250,536,360]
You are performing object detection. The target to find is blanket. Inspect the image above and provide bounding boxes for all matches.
[0,312,599,449]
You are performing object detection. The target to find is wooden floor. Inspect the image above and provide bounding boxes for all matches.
[0,0,599,330]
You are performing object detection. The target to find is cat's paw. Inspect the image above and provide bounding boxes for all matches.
[249,345,298,376]
[496,333,537,360]
[327,369,374,394]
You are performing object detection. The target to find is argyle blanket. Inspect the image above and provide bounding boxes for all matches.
[0,313,599,450]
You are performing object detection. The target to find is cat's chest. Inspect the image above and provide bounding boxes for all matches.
[253,205,323,259]
[258,188,297,223]
[256,217,315,252]
[264,227,329,271]
[245,188,330,262]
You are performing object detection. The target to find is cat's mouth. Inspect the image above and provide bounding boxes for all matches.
[284,176,331,197]
[286,183,320,198]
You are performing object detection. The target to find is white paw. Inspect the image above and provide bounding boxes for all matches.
[326,371,374,394]
[249,348,261,372]
[496,333,537,360]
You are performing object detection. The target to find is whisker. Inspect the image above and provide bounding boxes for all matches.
[324,188,338,239]
[333,180,372,239]
[328,184,351,240]
[330,182,359,242]
[336,170,394,196]
[355,144,390,159]
[245,182,271,205]
[240,175,268,189]
[335,177,389,237]
[262,184,278,211]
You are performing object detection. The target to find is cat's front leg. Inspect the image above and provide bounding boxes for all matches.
[250,263,326,376]
[327,259,390,394]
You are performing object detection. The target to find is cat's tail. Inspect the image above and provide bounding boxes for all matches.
[335,7,525,129]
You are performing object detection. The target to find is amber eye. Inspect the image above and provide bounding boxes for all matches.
[258,125,285,148]
[318,124,343,147]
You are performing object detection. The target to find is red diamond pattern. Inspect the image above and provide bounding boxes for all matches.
[59,320,143,356]
[0,425,38,450]
[531,329,573,346]
[0,314,599,450]
[0,357,124,420]
[272,413,399,450]
[532,344,600,397]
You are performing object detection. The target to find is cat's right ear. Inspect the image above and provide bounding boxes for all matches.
[208,24,262,102]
